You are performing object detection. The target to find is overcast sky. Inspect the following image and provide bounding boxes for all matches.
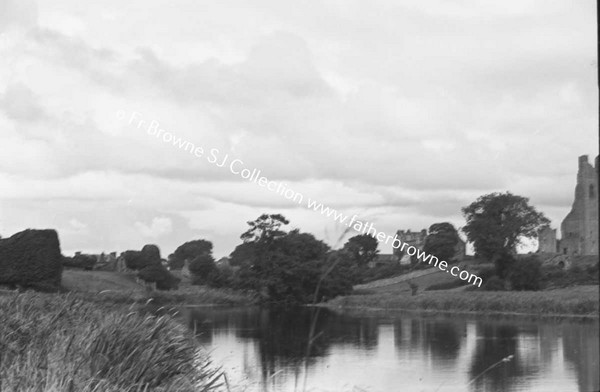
[0,0,597,258]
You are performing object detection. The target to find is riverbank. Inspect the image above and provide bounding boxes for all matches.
[325,285,599,318]
[60,269,258,306]
[0,292,225,392]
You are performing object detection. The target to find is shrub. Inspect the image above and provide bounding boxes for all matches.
[189,255,217,284]
[509,256,542,290]
[167,253,184,270]
[0,229,63,290]
[121,245,179,290]
[541,262,599,288]
[122,245,162,270]
[205,267,235,288]
[482,276,506,291]
[495,252,516,279]
[138,264,180,290]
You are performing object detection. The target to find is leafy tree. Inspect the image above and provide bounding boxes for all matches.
[123,245,161,270]
[342,234,379,267]
[240,213,289,245]
[423,223,460,263]
[189,254,217,284]
[462,192,549,264]
[233,216,353,305]
[120,244,179,290]
[172,239,212,268]
[167,253,184,270]
[229,242,259,267]
[138,263,180,290]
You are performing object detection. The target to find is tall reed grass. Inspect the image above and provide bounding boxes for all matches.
[0,292,223,392]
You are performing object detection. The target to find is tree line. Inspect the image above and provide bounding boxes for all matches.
[164,192,552,303]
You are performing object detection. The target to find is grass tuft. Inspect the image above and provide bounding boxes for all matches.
[0,292,223,392]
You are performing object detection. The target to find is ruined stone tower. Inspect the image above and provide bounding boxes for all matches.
[559,155,599,255]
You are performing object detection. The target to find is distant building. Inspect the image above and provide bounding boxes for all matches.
[537,226,558,253]
[559,155,599,256]
[394,229,427,264]
[454,237,467,259]
[537,155,599,256]
[394,228,465,264]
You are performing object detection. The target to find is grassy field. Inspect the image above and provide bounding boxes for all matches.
[62,269,144,292]
[362,269,462,294]
[0,292,224,392]
[61,269,256,306]
[327,285,599,317]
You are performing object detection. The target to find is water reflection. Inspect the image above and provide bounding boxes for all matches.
[182,307,599,392]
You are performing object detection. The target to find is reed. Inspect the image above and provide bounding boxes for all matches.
[0,292,224,392]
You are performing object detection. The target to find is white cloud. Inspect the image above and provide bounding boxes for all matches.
[134,217,173,239]
[0,0,596,257]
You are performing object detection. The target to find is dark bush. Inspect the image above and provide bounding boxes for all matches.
[205,267,235,288]
[475,266,497,281]
[121,244,179,290]
[0,229,63,290]
[541,263,599,288]
[509,256,542,290]
[122,245,162,271]
[167,253,184,270]
[495,252,516,279]
[189,254,217,284]
[138,263,180,290]
[481,276,506,291]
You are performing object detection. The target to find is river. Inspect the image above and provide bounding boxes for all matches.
[181,306,599,392]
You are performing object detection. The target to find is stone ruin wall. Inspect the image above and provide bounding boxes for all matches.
[559,155,599,256]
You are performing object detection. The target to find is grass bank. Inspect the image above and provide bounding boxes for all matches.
[61,269,257,306]
[325,285,599,318]
[0,292,224,392]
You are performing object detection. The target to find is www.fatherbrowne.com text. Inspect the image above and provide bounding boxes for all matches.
[121,111,483,287]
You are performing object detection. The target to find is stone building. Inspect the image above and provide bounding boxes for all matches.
[394,228,465,263]
[537,155,599,256]
[559,155,598,255]
[537,226,558,253]
[394,229,427,264]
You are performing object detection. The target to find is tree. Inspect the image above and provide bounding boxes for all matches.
[171,239,213,269]
[240,213,289,245]
[188,254,217,284]
[138,263,180,290]
[462,192,549,261]
[167,253,183,270]
[342,234,379,267]
[423,223,460,263]
[123,245,162,270]
[120,244,179,290]
[229,242,259,267]
[233,216,353,305]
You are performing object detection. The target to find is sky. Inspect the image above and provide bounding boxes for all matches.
[0,0,597,258]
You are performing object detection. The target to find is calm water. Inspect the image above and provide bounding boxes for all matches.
[181,307,599,392]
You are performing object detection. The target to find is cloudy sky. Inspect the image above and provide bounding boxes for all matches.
[0,0,597,258]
